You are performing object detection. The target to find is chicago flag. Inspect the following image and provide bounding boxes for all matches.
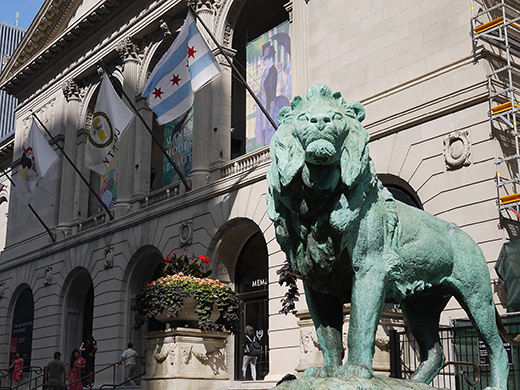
[14,120,59,204]
[85,76,134,176]
[142,13,221,125]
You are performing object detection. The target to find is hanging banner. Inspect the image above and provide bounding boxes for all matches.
[98,151,119,212]
[246,20,291,153]
[162,109,193,186]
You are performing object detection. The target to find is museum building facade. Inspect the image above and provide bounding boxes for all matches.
[0,0,515,387]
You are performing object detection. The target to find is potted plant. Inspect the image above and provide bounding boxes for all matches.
[132,249,242,333]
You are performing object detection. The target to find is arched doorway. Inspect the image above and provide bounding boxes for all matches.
[235,232,269,381]
[126,246,163,358]
[63,269,94,360]
[10,288,34,369]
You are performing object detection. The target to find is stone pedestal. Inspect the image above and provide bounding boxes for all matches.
[295,306,406,376]
[142,328,230,390]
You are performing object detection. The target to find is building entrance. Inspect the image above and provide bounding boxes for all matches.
[234,232,269,380]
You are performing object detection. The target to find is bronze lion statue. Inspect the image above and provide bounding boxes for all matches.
[266,84,510,389]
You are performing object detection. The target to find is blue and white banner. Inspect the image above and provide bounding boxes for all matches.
[142,13,221,125]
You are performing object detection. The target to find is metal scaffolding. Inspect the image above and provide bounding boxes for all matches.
[472,0,520,221]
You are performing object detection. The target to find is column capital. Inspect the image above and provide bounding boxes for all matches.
[187,0,222,14]
[62,79,82,103]
[116,37,141,64]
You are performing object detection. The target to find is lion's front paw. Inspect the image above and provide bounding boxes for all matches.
[334,364,372,379]
[301,366,336,378]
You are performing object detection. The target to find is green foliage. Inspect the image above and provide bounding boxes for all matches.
[132,273,242,333]
[277,262,300,315]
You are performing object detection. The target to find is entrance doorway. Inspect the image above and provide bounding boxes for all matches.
[10,288,34,368]
[64,270,94,359]
[234,232,269,380]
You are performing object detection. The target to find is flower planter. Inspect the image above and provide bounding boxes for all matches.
[154,297,220,327]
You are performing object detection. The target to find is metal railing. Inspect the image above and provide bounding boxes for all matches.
[0,357,145,390]
[398,318,520,389]
[0,366,43,390]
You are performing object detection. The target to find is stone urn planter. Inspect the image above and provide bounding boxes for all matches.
[154,297,220,327]
[132,249,242,333]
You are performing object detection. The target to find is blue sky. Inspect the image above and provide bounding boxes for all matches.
[0,0,44,30]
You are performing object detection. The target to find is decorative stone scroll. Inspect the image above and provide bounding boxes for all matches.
[443,130,471,170]
[44,266,53,286]
[104,246,114,269]
[179,220,194,246]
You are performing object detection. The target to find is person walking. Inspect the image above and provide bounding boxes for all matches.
[44,352,66,390]
[119,343,137,386]
[68,349,85,390]
[8,352,23,390]
[242,325,260,381]
[82,337,97,388]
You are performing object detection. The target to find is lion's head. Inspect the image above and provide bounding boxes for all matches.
[268,84,369,198]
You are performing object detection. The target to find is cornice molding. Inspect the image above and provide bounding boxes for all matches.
[0,0,147,96]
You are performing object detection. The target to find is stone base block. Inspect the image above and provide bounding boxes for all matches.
[142,328,230,390]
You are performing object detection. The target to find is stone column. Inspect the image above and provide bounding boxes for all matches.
[208,48,234,181]
[288,0,310,96]
[189,3,217,190]
[58,79,81,233]
[114,38,140,217]
[134,96,152,198]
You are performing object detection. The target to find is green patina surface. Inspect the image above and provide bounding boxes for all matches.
[266,85,509,390]
[274,375,449,390]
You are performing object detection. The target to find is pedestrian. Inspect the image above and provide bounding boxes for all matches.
[82,337,97,388]
[68,349,85,390]
[119,343,138,386]
[8,352,23,390]
[44,352,66,390]
[242,325,260,381]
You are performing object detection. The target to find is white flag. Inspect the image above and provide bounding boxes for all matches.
[142,13,221,125]
[85,76,134,176]
[14,120,59,204]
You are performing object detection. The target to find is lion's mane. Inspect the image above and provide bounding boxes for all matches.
[267,85,397,290]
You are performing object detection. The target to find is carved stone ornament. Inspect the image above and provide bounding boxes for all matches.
[159,19,171,36]
[44,266,53,286]
[443,130,471,170]
[187,0,222,13]
[179,220,194,246]
[104,246,114,269]
[62,79,81,102]
[116,37,141,64]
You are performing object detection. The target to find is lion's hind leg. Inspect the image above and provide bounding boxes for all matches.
[452,283,509,390]
[401,294,450,384]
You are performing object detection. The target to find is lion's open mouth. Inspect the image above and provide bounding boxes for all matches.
[305,139,337,164]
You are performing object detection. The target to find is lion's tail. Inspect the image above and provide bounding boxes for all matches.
[495,307,520,346]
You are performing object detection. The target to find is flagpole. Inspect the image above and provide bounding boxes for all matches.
[0,164,56,242]
[98,61,192,192]
[31,113,115,220]
[186,4,279,131]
